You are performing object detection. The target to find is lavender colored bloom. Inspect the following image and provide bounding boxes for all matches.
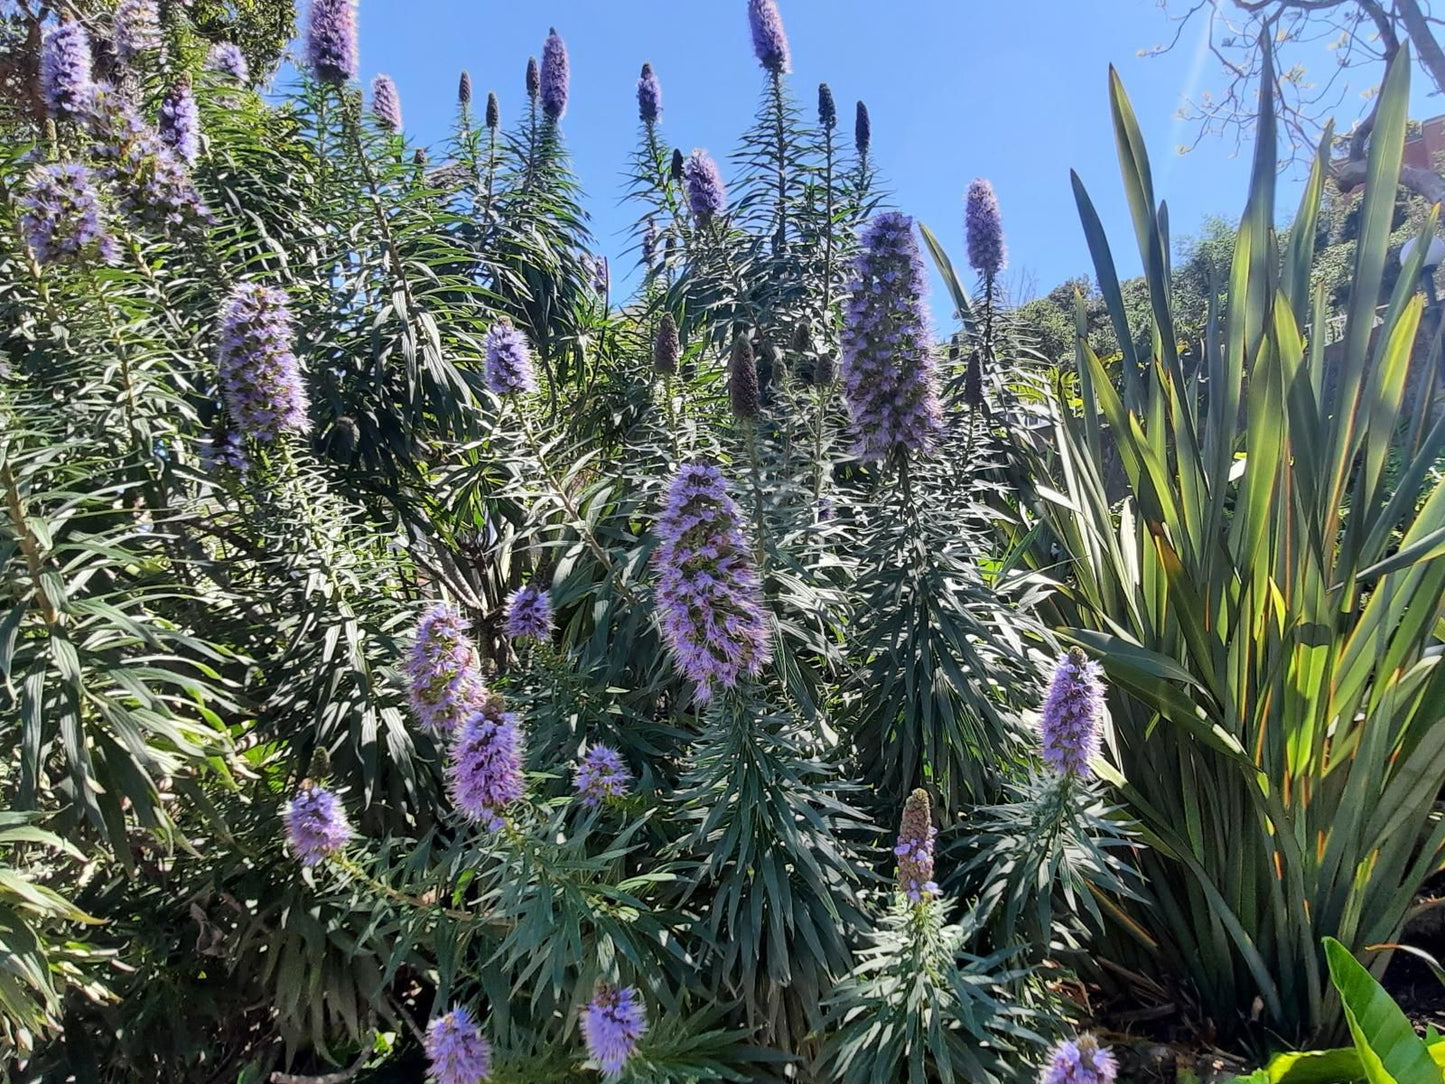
[90,86,212,233]
[483,321,537,395]
[654,463,772,700]
[448,694,525,831]
[729,335,760,420]
[425,1005,492,1084]
[586,253,610,296]
[216,282,311,444]
[19,162,116,268]
[305,0,358,86]
[817,82,836,130]
[747,0,790,75]
[965,178,1006,278]
[505,584,553,641]
[1041,647,1106,779]
[201,428,248,473]
[41,22,93,123]
[894,787,938,903]
[458,70,472,106]
[1039,1035,1118,1084]
[284,784,351,866]
[403,603,488,735]
[637,62,661,125]
[525,56,540,101]
[113,0,161,63]
[158,82,200,165]
[854,100,870,160]
[573,744,630,807]
[540,27,568,121]
[485,91,500,130]
[683,149,726,227]
[370,73,402,132]
[840,212,942,462]
[581,985,647,1078]
[207,42,249,82]
[653,313,680,376]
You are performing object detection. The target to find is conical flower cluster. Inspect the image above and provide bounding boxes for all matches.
[540,28,569,121]
[965,178,1006,279]
[818,83,836,130]
[41,21,93,123]
[113,0,161,63]
[403,603,487,735]
[458,70,472,106]
[653,313,680,375]
[306,0,358,85]
[370,74,402,132]
[486,91,500,130]
[582,984,647,1078]
[207,43,249,82]
[448,693,525,831]
[216,282,311,444]
[1039,1035,1118,1084]
[505,584,553,642]
[526,56,540,101]
[90,87,211,233]
[425,1006,493,1084]
[654,463,772,700]
[729,335,760,420]
[854,101,870,160]
[484,321,537,395]
[1040,647,1106,779]
[284,784,352,866]
[894,787,939,903]
[19,162,116,268]
[683,149,726,226]
[747,0,791,75]
[574,745,630,808]
[840,211,942,461]
[637,62,661,125]
[158,82,200,165]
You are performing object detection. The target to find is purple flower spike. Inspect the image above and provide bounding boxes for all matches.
[1041,647,1106,779]
[894,788,939,903]
[403,603,488,735]
[817,82,836,130]
[19,163,116,268]
[113,0,161,63]
[505,584,553,642]
[41,22,93,123]
[747,0,791,75]
[284,784,352,866]
[1039,1035,1118,1084]
[448,694,525,831]
[425,1005,493,1084]
[158,82,200,164]
[965,178,1006,279]
[216,282,310,444]
[840,212,942,462]
[654,463,772,700]
[486,91,500,130]
[637,62,661,125]
[683,149,726,227]
[306,0,358,86]
[207,42,249,82]
[582,984,647,1079]
[854,100,870,160]
[370,73,402,132]
[653,313,680,376]
[573,745,630,808]
[540,27,569,121]
[458,70,472,106]
[89,88,211,233]
[484,321,537,395]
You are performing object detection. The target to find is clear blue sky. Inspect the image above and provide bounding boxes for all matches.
[328,0,1427,304]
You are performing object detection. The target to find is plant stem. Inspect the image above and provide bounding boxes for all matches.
[331,853,508,935]
[2,458,61,627]
[745,418,768,564]
[771,72,788,254]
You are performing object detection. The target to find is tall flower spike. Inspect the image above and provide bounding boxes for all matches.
[90,87,211,233]
[403,602,488,735]
[894,788,938,903]
[729,335,760,420]
[216,282,311,444]
[113,0,161,63]
[458,70,472,106]
[747,0,790,74]
[1039,1035,1119,1084]
[582,985,647,1079]
[654,463,772,699]
[574,744,631,807]
[425,1006,493,1084]
[814,351,836,386]
[207,42,249,82]
[19,162,116,268]
[817,82,836,130]
[965,177,1006,279]
[306,0,358,86]
[653,313,680,376]
[448,693,525,831]
[486,92,500,130]
[854,100,871,160]
[525,56,540,101]
[540,27,569,121]
[158,81,200,165]
[1041,647,1106,779]
[683,149,726,227]
[284,784,352,866]
[669,148,684,182]
[637,61,661,125]
[41,21,93,123]
[840,211,942,461]
[370,73,402,132]
[505,584,553,641]
[484,321,537,395]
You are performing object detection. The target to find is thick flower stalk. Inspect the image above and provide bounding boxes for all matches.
[818,82,836,129]
[653,313,680,376]
[207,42,249,82]
[284,784,352,866]
[654,463,772,699]
[505,584,553,641]
[90,87,211,232]
[637,62,661,125]
[582,985,647,1079]
[403,603,488,735]
[458,70,472,106]
[747,0,790,74]
[41,21,93,123]
[216,282,311,443]
[484,321,537,395]
[540,27,569,121]
[574,745,630,808]
[486,91,500,130]
[1039,1035,1118,1084]
[158,82,200,165]
[894,787,939,903]
[1040,647,1106,779]
[370,74,402,131]
[19,162,116,268]
[448,694,525,831]
[683,149,726,226]
[425,1006,493,1084]
[525,56,540,102]
[965,178,1006,279]
[854,100,871,160]
[729,335,760,420]
[113,0,161,63]
[306,0,358,86]
[840,212,942,461]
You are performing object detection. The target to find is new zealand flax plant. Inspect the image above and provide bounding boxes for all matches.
[991,40,1445,1046]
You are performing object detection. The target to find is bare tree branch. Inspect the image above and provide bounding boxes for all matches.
[1334,156,1445,202]
[1396,0,1445,95]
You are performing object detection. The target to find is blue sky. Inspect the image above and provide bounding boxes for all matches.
[335,0,1422,303]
